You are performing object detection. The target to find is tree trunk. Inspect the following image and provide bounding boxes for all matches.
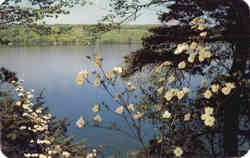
[224,0,250,156]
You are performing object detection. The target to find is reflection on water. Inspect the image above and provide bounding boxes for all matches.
[0,44,144,156]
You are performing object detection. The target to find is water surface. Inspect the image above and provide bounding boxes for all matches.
[0,44,144,156]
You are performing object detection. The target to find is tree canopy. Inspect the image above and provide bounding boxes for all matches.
[113,0,250,157]
[0,0,81,25]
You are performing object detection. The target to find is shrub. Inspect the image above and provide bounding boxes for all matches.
[0,68,91,158]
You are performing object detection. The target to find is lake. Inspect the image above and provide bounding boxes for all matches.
[0,44,148,156]
[1,43,249,157]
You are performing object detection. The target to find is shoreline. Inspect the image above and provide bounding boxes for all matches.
[0,42,142,48]
[0,24,154,47]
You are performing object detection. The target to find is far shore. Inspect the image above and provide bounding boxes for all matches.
[0,24,158,47]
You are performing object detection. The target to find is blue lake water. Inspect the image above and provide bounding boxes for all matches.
[2,44,246,157]
[0,44,150,156]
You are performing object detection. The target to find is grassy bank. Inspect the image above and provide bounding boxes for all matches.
[0,24,156,46]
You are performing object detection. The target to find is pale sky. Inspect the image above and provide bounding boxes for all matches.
[47,1,162,24]
[47,0,250,24]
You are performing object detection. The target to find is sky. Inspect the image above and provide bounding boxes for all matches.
[47,1,163,24]
[47,0,250,25]
[1,0,250,24]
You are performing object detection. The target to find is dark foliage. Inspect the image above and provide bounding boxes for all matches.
[121,0,250,157]
[0,67,18,83]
